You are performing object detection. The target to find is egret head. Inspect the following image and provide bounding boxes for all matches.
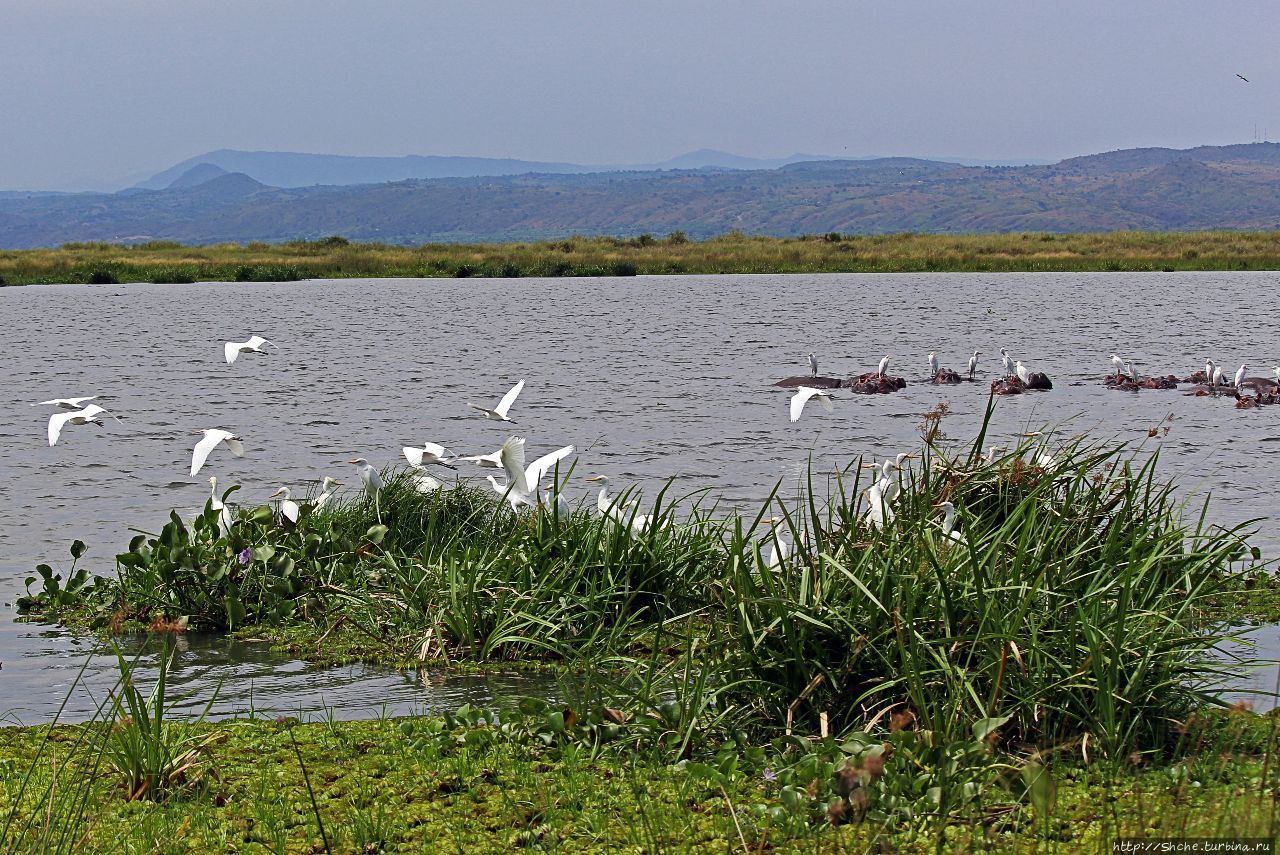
[269,486,289,499]
[349,457,369,466]
[321,476,342,490]
[585,475,610,484]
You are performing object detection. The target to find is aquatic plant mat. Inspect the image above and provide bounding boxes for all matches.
[11,402,1280,850]
[5,229,1280,285]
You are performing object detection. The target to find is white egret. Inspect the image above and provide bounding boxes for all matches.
[1110,353,1126,377]
[497,437,575,505]
[1000,349,1015,377]
[403,442,457,469]
[1015,361,1031,385]
[47,404,113,446]
[927,351,939,378]
[485,474,535,510]
[349,457,384,523]
[967,351,981,380]
[1234,363,1248,389]
[864,482,894,529]
[585,475,639,523]
[876,354,892,377]
[468,380,525,422]
[31,395,97,410]
[269,486,300,525]
[807,352,818,376]
[457,445,505,468]
[1127,361,1139,383]
[935,501,965,545]
[1212,366,1224,387]
[981,445,1008,464]
[1205,359,1215,384]
[1273,366,1280,382]
[190,429,244,477]
[764,519,790,571]
[789,386,834,423]
[224,335,277,365]
[411,472,443,495]
[313,476,342,509]
[208,476,233,534]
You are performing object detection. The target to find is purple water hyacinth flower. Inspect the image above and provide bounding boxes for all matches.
[762,768,776,783]
[237,547,252,565]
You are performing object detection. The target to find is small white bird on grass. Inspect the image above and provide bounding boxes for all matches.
[349,457,385,523]
[313,476,342,510]
[586,474,657,531]
[935,501,965,546]
[208,476,234,534]
[32,395,97,410]
[403,442,457,469]
[224,335,277,365]
[789,386,834,423]
[269,486,300,525]
[190,429,244,477]
[967,351,981,380]
[468,380,524,422]
[47,404,116,446]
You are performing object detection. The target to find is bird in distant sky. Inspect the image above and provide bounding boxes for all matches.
[1237,74,1250,83]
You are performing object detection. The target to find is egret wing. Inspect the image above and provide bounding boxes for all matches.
[498,436,529,494]
[225,437,245,458]
[190,431,226,476]
[790,387,822,423]
[47,411,76,446]
[421,442,449,458]
[224,342,241,364]
[403,446,425,467]
[524,445,575,490]
[494,380,525,418]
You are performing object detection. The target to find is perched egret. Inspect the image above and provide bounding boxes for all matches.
[927,351,939,378]
[967,351,981,380]
[807,352,818,376]
[468,380,524,422]
[1000,349,1015,377]
[1212,366,1224,387]
[190,429,244,477]
[410,472,443,495]
[1127,361,1139,383]
[269,486,300,525]
[935,501,964,545]
[763,520,790,571]
[877,354,891,377]
[47,404,113,446]
[789,386,834,423]
[585,475,638,523]
[31,395,97,410]
[864,482,894,529]
[224,335,277,365]
[1235,363,1248,389]
[349,457,384,523]
[1273,366,1280,382]
[208,476,233,534]
[313,476,342,509]
[981,445,1008,464]
[1110,353,1126,377]
[1205,359,1216,384]
[1015,361,1031,385]
[403,442,456,469]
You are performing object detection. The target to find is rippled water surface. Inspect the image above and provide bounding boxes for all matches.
[3,273,1279,721]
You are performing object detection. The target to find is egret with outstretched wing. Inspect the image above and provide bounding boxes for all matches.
[190,429,244,476]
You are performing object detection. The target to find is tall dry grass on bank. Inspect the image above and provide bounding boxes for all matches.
[3,230,1280,285]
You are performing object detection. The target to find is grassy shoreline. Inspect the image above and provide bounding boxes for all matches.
[4,230,1280,285]
[10,406,1280,850]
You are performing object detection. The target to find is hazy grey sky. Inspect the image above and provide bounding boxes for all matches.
[2,0,1277,190]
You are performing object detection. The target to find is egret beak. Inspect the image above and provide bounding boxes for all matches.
[903,454,921,459]
[348,458,362,464]
[585,475,606,483]
[1020,432,1044,438]
[269,488,285,499]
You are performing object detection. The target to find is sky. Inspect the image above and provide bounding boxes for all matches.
[1,0,1278,190]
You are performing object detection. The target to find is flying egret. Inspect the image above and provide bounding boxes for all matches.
[876,354,891,377]
[190,429,244,477]
[927,351,939,378]
[47,404,113,446]
[468,380,524,422]
[497,437,576,505]
[967,351,981,380]
[1000,349,1015,377]
[789,386,834,423]
[1015,361,1031,385]
[1235,363,1248,389]
[1110,353,1126,377]
[31,395,97,410]
[208,476,233,534]
[807,352,818,376]
[313,476,342,510]
[224,335,277,365]
[403,442,457,469]
[269,486,300,525]
[349,458,384,523]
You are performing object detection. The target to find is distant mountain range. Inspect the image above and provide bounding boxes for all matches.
[2,143,1278,247]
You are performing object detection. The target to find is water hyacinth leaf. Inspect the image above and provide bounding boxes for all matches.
[972,714,1012,742]
[1022,760,1057,814]
[252,544,276,563]
[247,506,274,525]
[224,595,246,630]
[70,539,87,559]
[365,524,388,545]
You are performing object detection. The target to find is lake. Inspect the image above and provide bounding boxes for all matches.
[2,272,1278,721]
